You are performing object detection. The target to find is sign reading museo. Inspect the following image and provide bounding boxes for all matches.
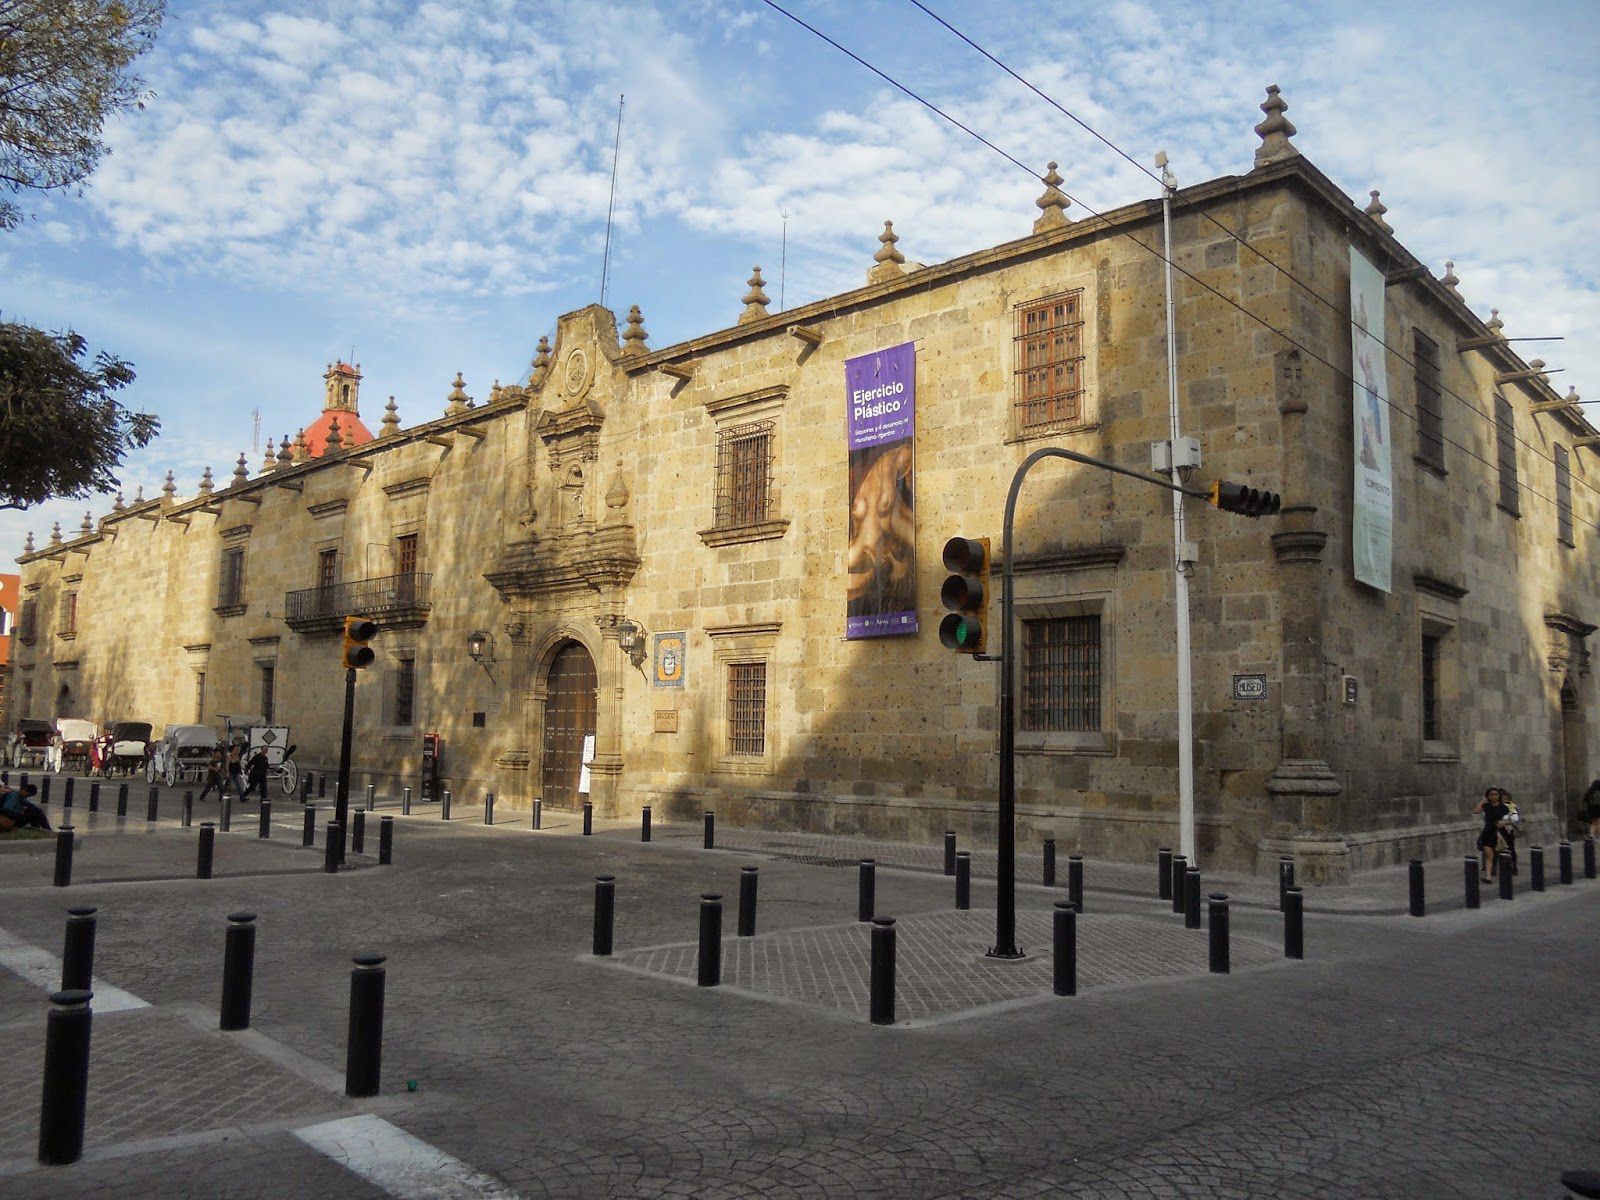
[1350,247,1393,593]
[845,341,917,639]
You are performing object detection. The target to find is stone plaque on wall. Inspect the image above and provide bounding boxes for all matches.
[653,709,678,733]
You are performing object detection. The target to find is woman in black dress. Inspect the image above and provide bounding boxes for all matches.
[1474,787,1509,882]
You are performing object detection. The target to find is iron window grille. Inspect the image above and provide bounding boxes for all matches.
[395,659,416,728]
[1413,330,1444,471]
[1494,395,1519,515]
[1014,291,1086,434]
[260,664,275,724]
[727,661,767,756]
[714,420,775,529]
[60,592,77,636]
[18,599,35,644]
[1555,444,1574,547]
[218,547,247,608]
[1421,633,1441,742]
[195,672,207,725]
[1021,615,1102,732]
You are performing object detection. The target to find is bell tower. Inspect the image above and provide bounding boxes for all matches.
[323,361,362,414]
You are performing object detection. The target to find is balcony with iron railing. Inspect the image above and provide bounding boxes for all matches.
[283,572,432,636]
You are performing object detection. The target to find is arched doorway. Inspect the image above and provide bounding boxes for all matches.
[541,641,597,812]
[1560,679,1585,834]
[56,682,73,719]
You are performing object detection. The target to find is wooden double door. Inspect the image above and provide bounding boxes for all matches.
[541,641,597,811]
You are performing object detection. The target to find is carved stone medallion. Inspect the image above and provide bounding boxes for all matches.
[562,347,593,399]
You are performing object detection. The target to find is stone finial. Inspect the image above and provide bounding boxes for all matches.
[445,372,470,415]
[868,220,906,284]
[1528,358,1546,374]
[380,396,400,437]
[295,428,310,459]
[277,436,293,467]
[621,305,649,356]
[197,468,213,497]
[1364,190,1391,234]
[111,491,125,512]
[326,418,343,451]
[489,379,504,404]
[738,266,771,324]
[50,521,61,545]
[1253,84,1299,167]
[1033,162,1072,233]
[134,485,144,502]
[1485,308,1504,337]
[80,511,93,534]
[261,438,277,473]
[1439,261,1460,294]
[24,531,34,553]
[530,335,553,387]
[161,470,177,500]
[1565,386,1581,406]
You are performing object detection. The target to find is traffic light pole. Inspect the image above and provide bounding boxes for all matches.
[334,666,356,864]
[991,448,1209,960]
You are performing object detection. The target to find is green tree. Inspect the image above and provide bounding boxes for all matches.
[0,1,165,509]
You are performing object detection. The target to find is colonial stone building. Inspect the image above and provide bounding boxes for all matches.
[12,89,1597,878]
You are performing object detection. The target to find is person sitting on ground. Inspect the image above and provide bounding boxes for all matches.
[0,783,50,831]
[1584,778,1600,840]
[198,747,226,801]
[243,747,270,802]
[1474,786,1509,882]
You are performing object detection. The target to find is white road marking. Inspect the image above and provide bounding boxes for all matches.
[295,1114,524,1200]
[0,924,150,1012]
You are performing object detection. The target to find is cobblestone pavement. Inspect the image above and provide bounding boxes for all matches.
[0,794,1596,1198]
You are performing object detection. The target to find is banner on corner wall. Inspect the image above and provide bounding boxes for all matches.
[1350,247,1393,593]
[845,341,918,639]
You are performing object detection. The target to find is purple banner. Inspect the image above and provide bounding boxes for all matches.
[845,342,918,639]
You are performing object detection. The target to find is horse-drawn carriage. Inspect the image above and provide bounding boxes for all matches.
[7,719,52,769]
[46,719,99,774]
[220,716,300,796]
[93,721,154,777]
[146,725,218,787]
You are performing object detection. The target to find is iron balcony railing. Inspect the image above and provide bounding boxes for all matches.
[284,572,432,624]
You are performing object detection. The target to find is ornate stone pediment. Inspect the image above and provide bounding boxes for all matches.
[1545,611,1596,676]
[485,525,640,601]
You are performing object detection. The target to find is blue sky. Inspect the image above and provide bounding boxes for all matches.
[3,0,1597,556]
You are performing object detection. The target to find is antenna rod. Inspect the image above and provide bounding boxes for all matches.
[599,94,625,307]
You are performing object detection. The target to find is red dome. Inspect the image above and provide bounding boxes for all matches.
[303,408,374,457]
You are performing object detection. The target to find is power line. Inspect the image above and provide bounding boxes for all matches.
[903,0,1598,504]
[756,0,1589,519]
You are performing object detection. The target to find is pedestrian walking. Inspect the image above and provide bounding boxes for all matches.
[226,740,248,804]
[243,746,270,802]
[1499,790,1521,876]
[197,746,227,802]
[1474,787,1509,882]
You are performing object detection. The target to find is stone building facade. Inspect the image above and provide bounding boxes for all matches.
[11,90,1597,878]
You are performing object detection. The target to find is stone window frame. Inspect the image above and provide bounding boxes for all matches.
[57,590,78,640]
[1007,284,1097,444]
[1493,394,1520,518]
[215,543,248,616]
[699,386,790,548]
[1411,327,1446,475]
[1416,593,1461,763]
[1015,591,1116,757]
[18,597,36,645]
[707,623,781,775]
[379,632,422,740]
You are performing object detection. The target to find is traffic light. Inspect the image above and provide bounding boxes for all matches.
[341,616,377,669]
[939,536,991,654]
[1208,480,1282,519]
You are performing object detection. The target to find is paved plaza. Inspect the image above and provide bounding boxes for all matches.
[0,774,1596,1198]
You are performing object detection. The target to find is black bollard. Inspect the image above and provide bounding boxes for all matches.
[1559,842,1573,885]
[1531,845,1545,893]
[1284,886,1304,960]
[1586,838,1597,880]
[318,772,327,799]
[531,798,540,829]
[1498,852,1514,900]
[1464,856,1480,910]
[88,782,100,813]
[944,831,957,876]
[1184,866,1201,929]
[869,917,896,1026]
[37,989,93,1166]
[197,823,215,879]
[352,810,366,855]
[1068,854,1084,913]
[345,953,386,1098]
[365,784,375,813]
[1043,838,1056,888]
[1171,854,1188,913]
[858,858,876,922]
[219,912,256,1031]
[401,786,411,816]
[182,791,193,828]
[146,786,158,822]
[1208,893,1230,974]
[483,792,494,826]
[258,799,272,839]
[1278,856,1295,912]
[63,777,74,809]
[61,907,97,992]
[1052,901,1077,997]
[955,851,971,910]
[697,894,722,987]
[378,816,393,866]
[704,811,715,850]
[1158,847,1172,900]
[116,783,128,818]
[41,776,51,805]
[738,866,759,937]
[592,876,615,956]
[641,805,651,843]
[441,789,451,821]
[302,806,316,847]
[53,826,75,887]
[220,794,232,833]
[301,775,312,805]
[1409,859,1425,917]
[324,824,341,873]
[582,801,593,835]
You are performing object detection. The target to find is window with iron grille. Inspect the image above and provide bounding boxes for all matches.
[1494,395,1519,515]
[1421,633,1441,741]
[61,592,77,636]
[18,599,35,644]
[1555,444,1574,547]
[1021,615,1101,732]
[260,664,276,724]
[714,421,774,528]
[395,659,416,728]
[22,681,32,717]
[727,661,767,756]
[195,672,207,725]
[1014,291,1086,434]
[218,547,246,608]
[1413,330,1444,471]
